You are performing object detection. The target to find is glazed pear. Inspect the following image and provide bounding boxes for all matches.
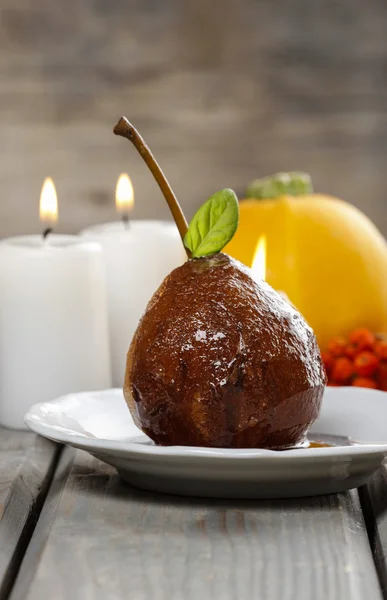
[124,253,326,448]
[114,116,326,449]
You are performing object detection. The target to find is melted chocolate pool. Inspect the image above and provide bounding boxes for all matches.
[306,434,353,449]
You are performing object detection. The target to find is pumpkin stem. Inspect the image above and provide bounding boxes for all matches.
[246,172,313,200]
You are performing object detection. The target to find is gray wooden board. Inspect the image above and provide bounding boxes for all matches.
[12,448,383,600]
[0,429,59,600]
[359,464,387,595]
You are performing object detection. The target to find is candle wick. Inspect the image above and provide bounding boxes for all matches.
[122,214,130,230]
[42,227,53,240]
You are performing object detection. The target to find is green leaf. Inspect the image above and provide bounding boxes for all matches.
[184,189,239,258]
[246,171,313,200]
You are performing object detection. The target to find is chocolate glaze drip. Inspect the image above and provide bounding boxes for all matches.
[124,253,326,448]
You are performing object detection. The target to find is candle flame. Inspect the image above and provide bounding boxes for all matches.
[39,177,58,226]
[252,235,266,281]
[115,173,134,215]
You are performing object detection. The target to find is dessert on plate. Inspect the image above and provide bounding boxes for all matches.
[114,117,326,449]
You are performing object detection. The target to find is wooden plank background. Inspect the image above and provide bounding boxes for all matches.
[0,430,59,600]
[0,0,386,237]
[359,464,387,594]
[11,449,383,600]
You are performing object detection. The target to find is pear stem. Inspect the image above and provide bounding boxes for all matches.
[113,117,190,257]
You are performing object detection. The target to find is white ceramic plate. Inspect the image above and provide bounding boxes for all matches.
[25,387,387,499]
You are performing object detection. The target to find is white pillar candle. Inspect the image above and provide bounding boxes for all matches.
[0,235,111,429]
[81,221,186,386]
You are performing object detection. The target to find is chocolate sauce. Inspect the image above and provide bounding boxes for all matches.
[308,441,333,448]
[306,434,353,449]
[273,434,353,450]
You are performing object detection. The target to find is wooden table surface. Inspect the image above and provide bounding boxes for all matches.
[1,429,387,600]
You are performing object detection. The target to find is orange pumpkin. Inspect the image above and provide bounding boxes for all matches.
[225,172,387,349]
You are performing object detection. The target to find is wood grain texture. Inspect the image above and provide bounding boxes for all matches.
[10,447,75,600]
[0,429,59,600]
[0,0,386,236]
[14,448,382,600]
[359,465,387,596]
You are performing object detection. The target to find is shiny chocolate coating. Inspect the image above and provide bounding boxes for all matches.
[124,253,326,448]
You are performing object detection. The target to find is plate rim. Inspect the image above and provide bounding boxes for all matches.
[24,387,387,461]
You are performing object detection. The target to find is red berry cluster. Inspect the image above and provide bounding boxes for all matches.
[322,328,387,390]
